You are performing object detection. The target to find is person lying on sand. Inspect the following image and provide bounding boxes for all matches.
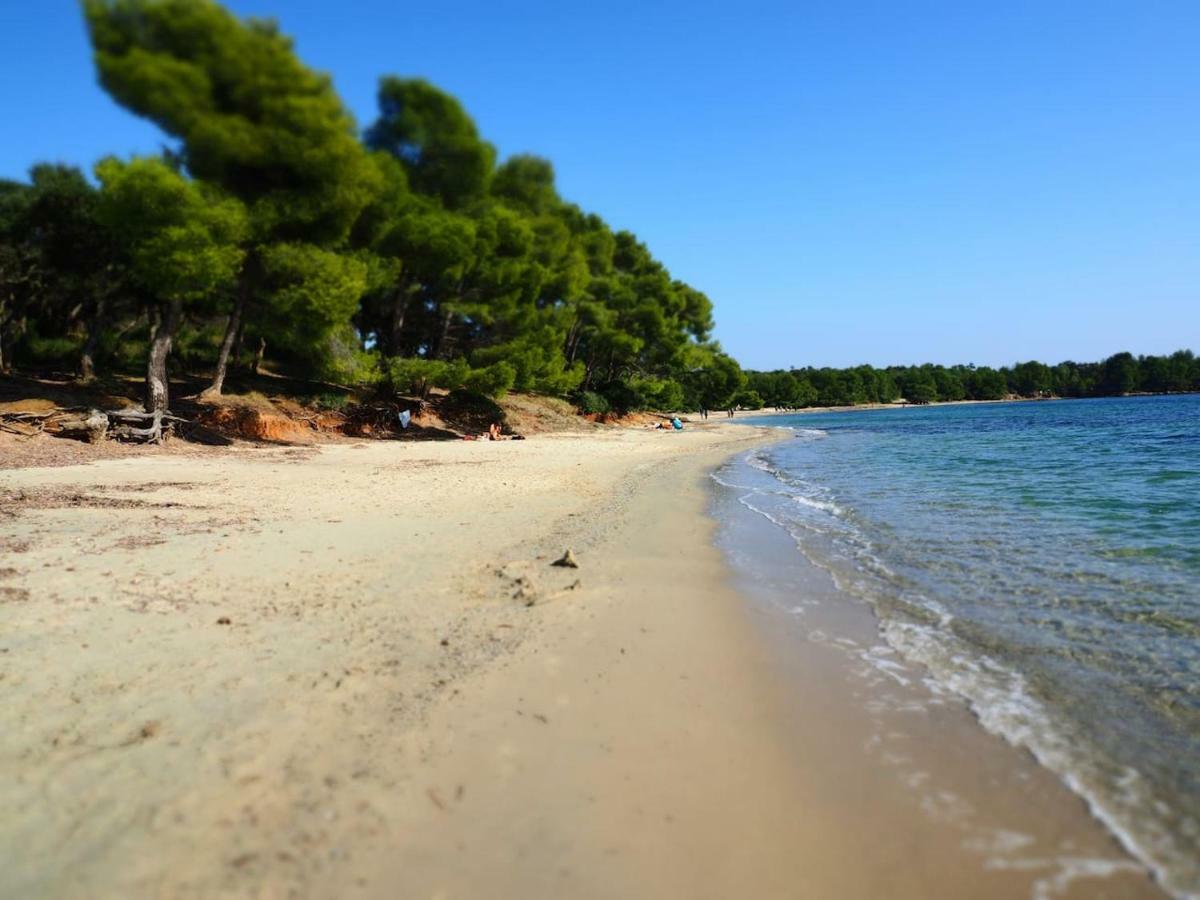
[464,422,524,441]
[650,418,683,431]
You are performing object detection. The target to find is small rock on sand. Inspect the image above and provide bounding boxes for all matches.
[552,549,579,569]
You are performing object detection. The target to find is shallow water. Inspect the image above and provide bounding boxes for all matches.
[722,396,1200,897]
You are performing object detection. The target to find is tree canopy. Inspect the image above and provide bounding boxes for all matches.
[0,0,745,416]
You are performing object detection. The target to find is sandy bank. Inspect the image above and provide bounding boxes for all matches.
[0,425,1163,898]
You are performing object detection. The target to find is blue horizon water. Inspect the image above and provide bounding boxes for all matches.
[728,395,1199,896]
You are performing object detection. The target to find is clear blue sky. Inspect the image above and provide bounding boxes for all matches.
[3,1,1198,370]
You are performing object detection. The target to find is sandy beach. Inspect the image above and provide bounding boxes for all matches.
[0,424,1163,898]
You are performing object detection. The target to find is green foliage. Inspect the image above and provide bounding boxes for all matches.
[254,243,368,379]
[680,345,745,410]
[95,156,247,302]
[492,156,559,215]
[84,0,383,393]
[314,391,352,410]
[463,361,516,398]
[260,244,364,333]
[470,331,584,395]
[966,366,1008,400]
[597,380,641,414]
[383,356,468,396]
[1101,352,1139,395]
[84,0,380,245]
[380,356,513,399]
[733,390,764,410]
[1010,360,1052,397]
[745,351,1200,410]
[321,324,381,386]
[366,78,495,210]
[22,332,82,367]
[574,390,610,416]
[629,376,684,412]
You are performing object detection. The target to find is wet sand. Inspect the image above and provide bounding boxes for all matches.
[0,426,1163,898]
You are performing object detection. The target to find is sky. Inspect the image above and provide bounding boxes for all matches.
[2,0,1198,370]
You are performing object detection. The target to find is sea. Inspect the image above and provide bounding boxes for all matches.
[715,395,1199,897]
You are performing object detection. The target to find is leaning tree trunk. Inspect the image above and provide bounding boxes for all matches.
[252,336,266,375]
[203,284,246,397]
[146,298,182,414]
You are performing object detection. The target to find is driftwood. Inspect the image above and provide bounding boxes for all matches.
[0,412,50,437]
[0,406,187,444]
[56,409,110,443]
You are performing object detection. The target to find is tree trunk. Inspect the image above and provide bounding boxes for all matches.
[232,317,244,369]
[146,298,182,414]
[203,285,246,397]
[434,307,454,360]
[79,342,97,382]
[564,318,583,364]
[252,336,266,375]
[389,282,416,356]
[79,296,107,382]
[0,300,9,374]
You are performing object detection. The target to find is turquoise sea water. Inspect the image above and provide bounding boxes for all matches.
[728,396,1199,896]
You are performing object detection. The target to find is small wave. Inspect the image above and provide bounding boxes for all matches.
[1147,470,1197,485]
[744,451,777,474]
[734,495,796,533]
[792,427,829,439]
[880,618,1196,897]
[708,470,756,490]
[792,494,844,516]
[735,495,844,542]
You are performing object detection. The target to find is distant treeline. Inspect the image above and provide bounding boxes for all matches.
[0,0,745,415]
[741,351,1200,409]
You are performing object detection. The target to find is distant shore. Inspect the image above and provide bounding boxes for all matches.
[731,390,1200,418]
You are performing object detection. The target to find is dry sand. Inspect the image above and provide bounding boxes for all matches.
[0,425,1163,898]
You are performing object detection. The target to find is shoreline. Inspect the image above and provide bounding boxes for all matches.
[730,390,1200,419]
[710,448,1168,898]
[0,424,1165,897]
